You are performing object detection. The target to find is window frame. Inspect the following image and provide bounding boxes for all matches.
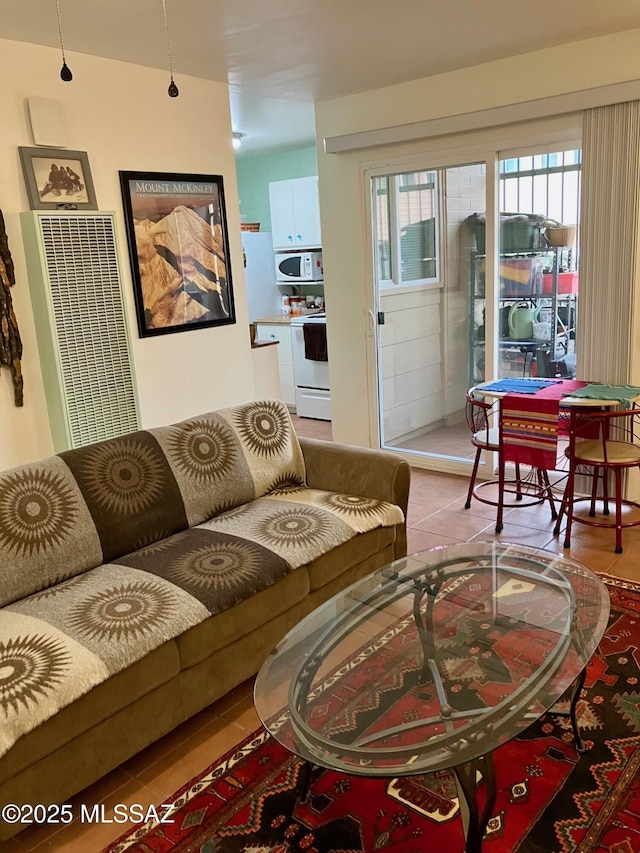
[373,169,442,291]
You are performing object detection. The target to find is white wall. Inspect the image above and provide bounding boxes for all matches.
[317,29,640,142]
[316,29,640,448]
[0,38,254,469]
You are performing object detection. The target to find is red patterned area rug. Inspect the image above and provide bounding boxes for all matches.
[105,575,640,853]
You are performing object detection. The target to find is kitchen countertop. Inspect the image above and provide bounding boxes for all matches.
[253,310,324,325]
[253,315,293,324]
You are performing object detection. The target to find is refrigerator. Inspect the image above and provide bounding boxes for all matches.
[241,231,283,320]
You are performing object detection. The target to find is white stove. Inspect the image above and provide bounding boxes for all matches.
[289,311,326,325]
[290,314,331,420]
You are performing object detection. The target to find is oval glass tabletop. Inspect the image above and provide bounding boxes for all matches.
[254,541,610,776]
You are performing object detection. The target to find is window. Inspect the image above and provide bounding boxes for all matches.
[496,148,581,382]
[373,170,439,287]
[499,149,581,224]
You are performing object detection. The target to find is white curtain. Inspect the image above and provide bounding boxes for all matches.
[578,100,640,383]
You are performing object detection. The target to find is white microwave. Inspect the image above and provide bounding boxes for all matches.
[275,251,323,282]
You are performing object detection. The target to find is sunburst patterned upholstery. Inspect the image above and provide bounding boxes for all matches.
[0,457,103,606]
[151,399,305,526]
[0,400,407,767]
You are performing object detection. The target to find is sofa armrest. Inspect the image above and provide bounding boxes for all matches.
[298,437,410,558]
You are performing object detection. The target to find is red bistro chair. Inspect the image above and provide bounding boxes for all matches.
[554,405,640,553]
[465,388,557,533]
[464,388,501,511]
[495,394,558,533]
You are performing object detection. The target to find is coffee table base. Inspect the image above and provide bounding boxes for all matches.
[454,752,496,853]
[297,760,324,804]
[553,667,587,752]
[295,752,497,853]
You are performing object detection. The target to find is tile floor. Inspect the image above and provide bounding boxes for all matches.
[386,419,474,460]
[7,414,640,852]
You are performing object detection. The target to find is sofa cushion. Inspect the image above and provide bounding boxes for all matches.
[59,431,189,563]
[115,527,293,616]
[174,568,310,668]
[0,456,103,606]
[0,641,180,784]
[200,486,404,568]
[305,525,396,591]
[0,564,209,760]
[149,400,306,527]
[224,400,306,498]
[149,413,256,526]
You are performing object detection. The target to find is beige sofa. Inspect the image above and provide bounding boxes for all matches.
[0,399,410,840]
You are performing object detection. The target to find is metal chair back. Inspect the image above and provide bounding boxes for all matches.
[554,404,640,553]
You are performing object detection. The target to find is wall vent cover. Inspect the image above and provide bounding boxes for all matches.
[25,212,140,449]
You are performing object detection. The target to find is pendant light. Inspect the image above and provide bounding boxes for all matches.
[162,0,179,97]
[55,0,72,81]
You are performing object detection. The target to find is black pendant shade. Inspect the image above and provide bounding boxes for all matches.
[53,0,181,95]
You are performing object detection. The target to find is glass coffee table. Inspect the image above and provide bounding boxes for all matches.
[254,541,610,853]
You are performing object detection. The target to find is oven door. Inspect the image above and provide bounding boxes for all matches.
[291,323,330,390]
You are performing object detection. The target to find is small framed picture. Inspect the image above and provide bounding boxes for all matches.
[19,147,98,210]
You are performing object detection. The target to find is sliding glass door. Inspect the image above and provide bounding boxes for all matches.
[368,142,581,470]
[496,148,581,382]
[371,159,488,463]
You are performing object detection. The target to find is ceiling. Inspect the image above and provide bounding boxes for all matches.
[3,0,640,156]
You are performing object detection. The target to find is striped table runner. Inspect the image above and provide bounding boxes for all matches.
[501,394,560,469]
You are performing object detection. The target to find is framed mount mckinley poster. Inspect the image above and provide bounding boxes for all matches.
[119,171,236,337]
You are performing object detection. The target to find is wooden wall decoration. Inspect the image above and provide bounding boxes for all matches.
[0,210,24,406]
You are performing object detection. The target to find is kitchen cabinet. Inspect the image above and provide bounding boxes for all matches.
[255,322,296,408]
[470,247,578,383]
[269,176,322,251]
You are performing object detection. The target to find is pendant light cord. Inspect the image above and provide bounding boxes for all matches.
[162,0,179,96]
[55,0,67,63]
